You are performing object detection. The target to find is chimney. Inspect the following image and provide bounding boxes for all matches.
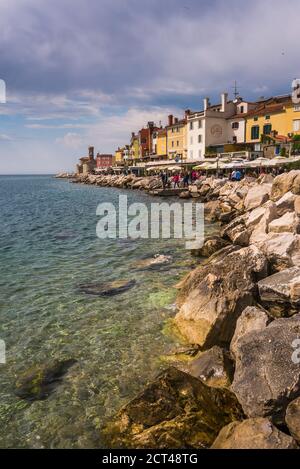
[203,98,210,111]
[221,92,228,112]
[174,117,178,124]
[88,146,94,160]
[168,114,173,126]
[131,132,135,138]
[185,109,191,118]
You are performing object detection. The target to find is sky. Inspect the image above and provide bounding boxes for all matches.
[0,0,299,174]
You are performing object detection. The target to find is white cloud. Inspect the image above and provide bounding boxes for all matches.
[56,132,83,149]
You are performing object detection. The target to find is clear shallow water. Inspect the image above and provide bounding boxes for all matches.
[0,175,214,448]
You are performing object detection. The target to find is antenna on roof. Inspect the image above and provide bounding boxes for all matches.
[233,80,240,99]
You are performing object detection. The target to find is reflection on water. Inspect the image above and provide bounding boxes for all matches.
[0,176,216,448]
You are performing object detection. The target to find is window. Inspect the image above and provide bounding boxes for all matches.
[265,115,270,120]
[263,124,272,135]
[172,141,174,147]
[190,136,193,145]
[177,140,179,147]
[293,120,300,132]
[171,128,174,133]
[198,120,202,128]
[254,116,258,121]
[232,122,239,129]
[251,125,260,140]
[198,134,202,143]
[294,105,300,112]
[240,105,244,114]
[233,136,237,143]
[190,122,193,130]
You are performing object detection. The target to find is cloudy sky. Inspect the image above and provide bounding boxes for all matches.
[0,0,299,174]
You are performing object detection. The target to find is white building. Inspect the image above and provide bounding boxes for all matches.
[187,93,257,160]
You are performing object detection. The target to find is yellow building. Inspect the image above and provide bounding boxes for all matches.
[156,129,167,158]
[130,133,140,160]
[166,114,187,160]
[245,95,300,143]
[115,147,124,164]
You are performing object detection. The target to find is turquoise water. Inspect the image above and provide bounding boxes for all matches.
[0,176,212,448]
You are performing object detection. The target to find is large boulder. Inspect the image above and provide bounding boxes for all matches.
[271,170,300,201]
[102,367,244,449]
[174,245,268,348]
[268,211,300,234]
[249,202,278,244]
[187,346,234,389]
[231,314,300,424]
[285,397,300,444]
[244,184,272,211]
[230,306,270,360]
[275,191,296,217]
[256,233,300,272]
[211,418,297,449]
[257,267,300,317]
[295,196,300,216]
[191,236,229,258]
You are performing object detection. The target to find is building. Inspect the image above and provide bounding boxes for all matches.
[76,146,96,174]
[138,121,160,159]
[166,113,187,160]
[115,147,125,165]
[130,132,140,160]
[156,128,168,159]
[96,153,115,169]
[187,93,259,160]
[245,95,300,146]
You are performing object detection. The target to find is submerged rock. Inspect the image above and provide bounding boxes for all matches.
[15,359,77,401]
[231,314,300,424]
[132,254,172,271]
[187,346,234,389]
[102,367,244,449]
[212,418,298,449]
[78,279,136,297]
[174,245,268,348]
[191,236,229,258]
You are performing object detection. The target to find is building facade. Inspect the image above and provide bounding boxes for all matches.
[96,153,115,169]
[166,114,187,160]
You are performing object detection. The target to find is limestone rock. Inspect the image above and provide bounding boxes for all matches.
[258,267,300,316]
[249,202,278,244]
[188,346,234,388]
[211,418,297,449]
[244,184,272,211]
[285,397,300,443]
[275,191,296,217]
[257,233,300,272]
[191,236,229,258]
[102,367,244,449]
[231,314,300,424]
[230,306,270,359]
[295,196,300,216]
[174,245,268,348]
[268,211,300,234]
[271,170,300,201]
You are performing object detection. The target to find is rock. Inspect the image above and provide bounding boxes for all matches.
[174,245,268,348]
[231,314,300,424]
[244,184,272,211]
[258,173,274,184]
[102,367,244,449]
[179,191,190,199]
[257,233,300,272]
[295,196,300,216]
[230,306,270,359]
[133,254,172,271]
[15,359,77,401]
[211,418,297,449]
[271,170,300,201]
[78,279,136,296]
[258,267,300,316]
[249,202,278,244]
[221,215,249,246]
[188,346,234,388]
[275,191,296,217]
[269,211,300,234]
[245,206,266,229]
[204,200,221,222]
[191,236,229,258]
[285,397,300,443]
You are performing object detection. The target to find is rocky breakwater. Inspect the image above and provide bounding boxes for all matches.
[103,170,300,449]
[72,173,164,192]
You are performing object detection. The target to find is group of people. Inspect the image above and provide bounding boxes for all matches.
[160,170,200,189]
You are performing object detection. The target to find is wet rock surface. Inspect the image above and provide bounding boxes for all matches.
[78,279,137,296]
[102,367,244,449]
[285,397,300,444]
[187,346,234,388]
